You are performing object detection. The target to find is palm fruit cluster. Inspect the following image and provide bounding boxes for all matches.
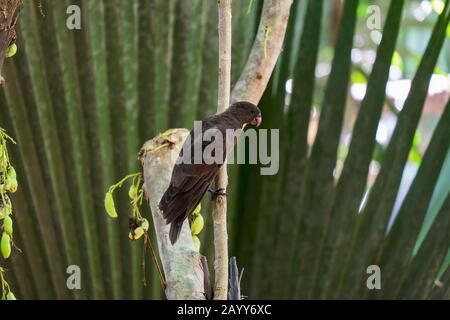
[104,173,150,241]
[0,129,18,300]
[0,134,17,259]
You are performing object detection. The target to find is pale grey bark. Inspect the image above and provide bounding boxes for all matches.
[213,0,233,300]
[140,129,205,300]
[232,0,293,104]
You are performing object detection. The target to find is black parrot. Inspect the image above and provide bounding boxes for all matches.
[159,101,262,244]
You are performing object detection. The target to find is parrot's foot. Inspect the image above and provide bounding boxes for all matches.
[208,188,227,201]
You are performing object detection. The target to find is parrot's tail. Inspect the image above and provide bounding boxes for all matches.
[169,218,184,245]
[159,176,213,245]
[159,186,185,244]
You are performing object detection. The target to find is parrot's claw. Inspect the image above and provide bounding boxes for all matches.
[208,188,227,201]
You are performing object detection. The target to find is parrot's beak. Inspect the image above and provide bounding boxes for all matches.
[251,115,262,127]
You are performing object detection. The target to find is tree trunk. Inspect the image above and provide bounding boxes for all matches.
[140,129,205,300]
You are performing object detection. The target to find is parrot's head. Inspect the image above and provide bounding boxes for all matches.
[229,101,262,127]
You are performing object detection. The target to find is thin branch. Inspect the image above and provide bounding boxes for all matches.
[144,233,166,291]
[232,0,293,104]
[213,0,233,300]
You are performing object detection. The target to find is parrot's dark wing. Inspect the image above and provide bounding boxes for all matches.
[160,164,219,244]
[159,126,222,244]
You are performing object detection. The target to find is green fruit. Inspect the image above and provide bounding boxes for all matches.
[104,192,118,218]
[7,167,16,179]
[192,235,201,251]
[6,291,16,300]
[140,218,149,232]
[5,176,17,193]
[3,216,12,235]
[191,215,204,236]
[1,232,11,259]
[128,184,138,199]
[6,43,17,58]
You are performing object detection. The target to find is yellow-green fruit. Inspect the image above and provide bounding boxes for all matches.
[129,227,145,240]
[1,232,11,259]
[140,218,149,232]
[128,184,138,199]
[191,215,204,236]
[6,43,17,58]
[6,291,16,300]
[192,235,201,251]
[193,204,201,216]
[7,167,16,179]
[5,176,17,193]
[3,216,12,235]
[104,192,118,218]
